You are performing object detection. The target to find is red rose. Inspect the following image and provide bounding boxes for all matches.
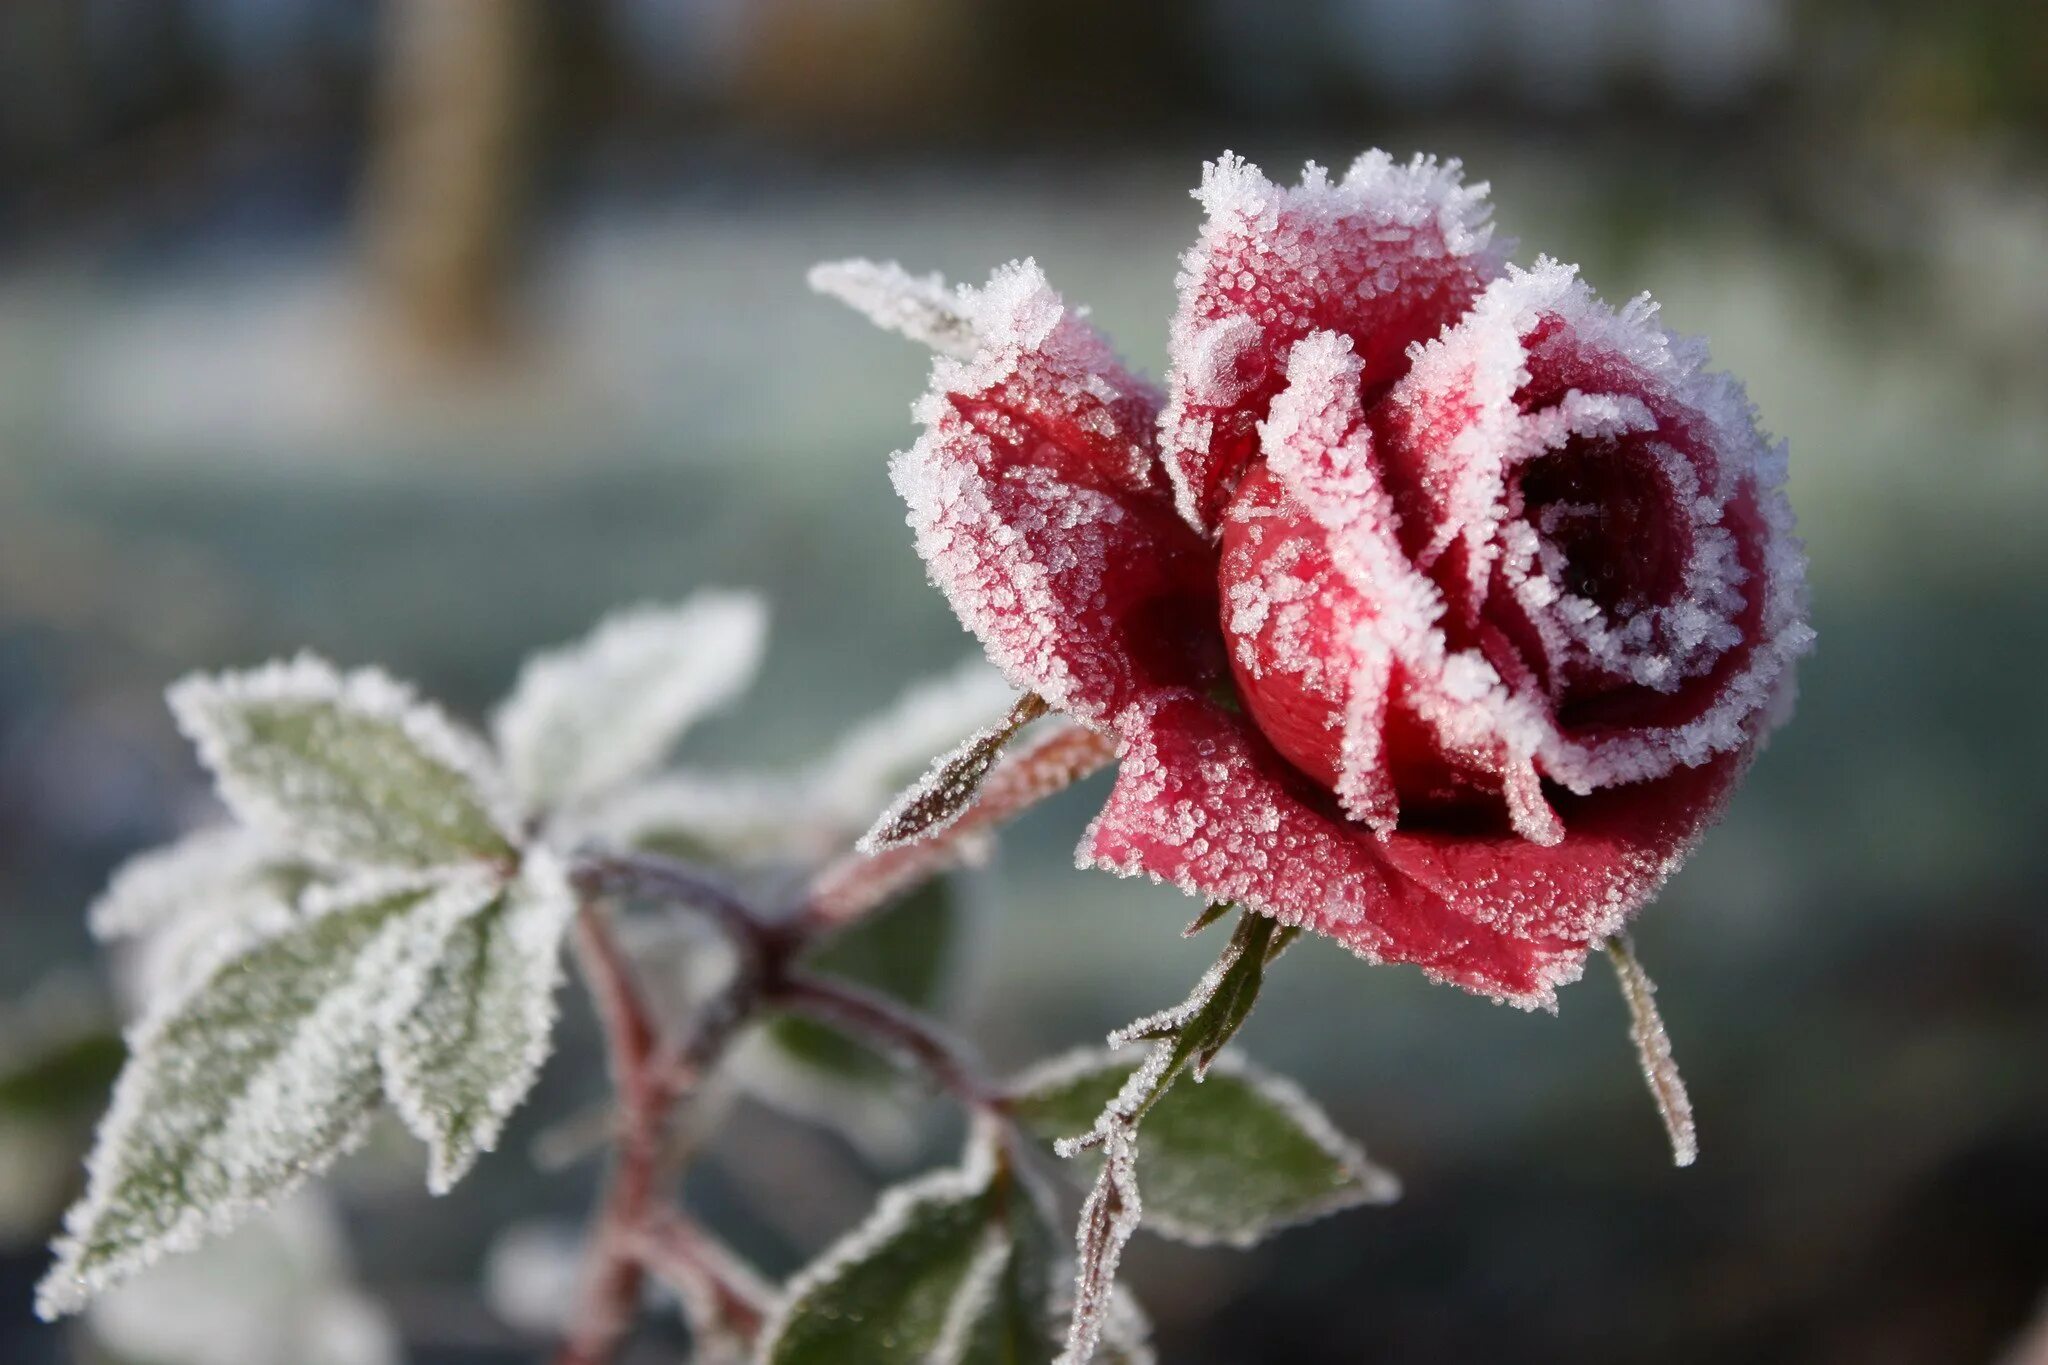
[819,151,1811,1008]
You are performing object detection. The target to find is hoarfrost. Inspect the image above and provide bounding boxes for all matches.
[493,593,767,812]
[1606,934,1698,1167]
[170,655,518,870]
[379,849,579,1192]
[858,691,1048,853]
[808,258,982,359]
[37,870,499,1319]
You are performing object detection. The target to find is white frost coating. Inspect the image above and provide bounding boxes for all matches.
[1057,1126,1141,1365]
[37,869,496,1319]
[1014,1046,1400,1250]
[925,1225,1015,1365]
[753,1128,1001,1354]
[570,659,1016,867]
[1607,935,1698,1167]
[169,654,519,868]
[857,690,1043,853]
[818,658,1017,831]
[1161,149,1504,534]
[84,1193,400,1365]
[89,825,273,942]
[379,849,579,1193]
[809,258,983,359]
[493,593,767,813]
[887,257,1168,726]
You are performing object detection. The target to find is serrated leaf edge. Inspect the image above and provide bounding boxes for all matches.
[378,850,578,1194]
[752,1132,1000,1360]
[168,654,519,866]
[1011,1046,1401,1249]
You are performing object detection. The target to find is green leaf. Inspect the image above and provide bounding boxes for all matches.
[379,853,578,1193]
[36,873,496,1319]
[491,594,768,812]
[758,1139,1061,1365]
[744,879,965,1124]
[170,658,516,870]
[1010,1049,1400,1248]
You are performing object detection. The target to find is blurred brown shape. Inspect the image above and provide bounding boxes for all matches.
[361,0,536,373]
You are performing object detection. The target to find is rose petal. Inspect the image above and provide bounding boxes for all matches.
[1159,151,1503,537]
[892,261,1224,725]
[1078,694,1744,1008]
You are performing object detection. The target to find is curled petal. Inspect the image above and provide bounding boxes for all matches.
[1077,695,1745,1009]
[892,261,1223,725]
[1160,151,1504,536]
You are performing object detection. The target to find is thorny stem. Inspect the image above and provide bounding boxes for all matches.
[553,707,1105,1363]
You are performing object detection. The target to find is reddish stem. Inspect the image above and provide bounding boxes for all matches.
[553,907,669,1365]
[803,720,1116,931]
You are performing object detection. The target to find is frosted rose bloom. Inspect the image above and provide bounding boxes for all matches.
[818,151,1811,1007]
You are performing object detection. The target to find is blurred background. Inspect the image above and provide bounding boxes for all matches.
[2,1,2045,1362]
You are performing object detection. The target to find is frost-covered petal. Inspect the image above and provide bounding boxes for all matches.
[492,593,767,813]
[1159,150,1503,536]
[890,261,1222,725]
[1077,695,1744,1008]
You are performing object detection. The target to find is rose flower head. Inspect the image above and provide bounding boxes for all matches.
[815,150,1812,1009]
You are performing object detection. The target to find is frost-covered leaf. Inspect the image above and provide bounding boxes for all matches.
[737,879,970,1157]
[758,1136,1061,1365]
[88,826,275,943]
[91,827,323,1014]
[37,873,497,1319]
[809,259,982,359]
[1011,1049,1399,1248]
[170,657,516,869]
[578,658,1017,867]
[859,691,1047,853]
[85,1192,400,1365]
[1059,1125,1140,1365]
[493,594,767,812]
[380,851,578,1193]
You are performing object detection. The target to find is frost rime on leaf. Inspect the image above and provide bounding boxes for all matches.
[1011,1048,1398,1249]
[858,691,1048,853]
[492,593,767,813]
[37,872,500,1320]
[755,1130,1065,1365]
[379,851,579,1192]
[170,657,516,869]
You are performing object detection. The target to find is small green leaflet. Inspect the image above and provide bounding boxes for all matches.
[858,692,1047,852]
[1009,1049,1400,1248]
[170,658,516,869]
[756,1134,1065,1365]
[36,873,497,1319]
[491,593,767,813]
[380,852,578,1193]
